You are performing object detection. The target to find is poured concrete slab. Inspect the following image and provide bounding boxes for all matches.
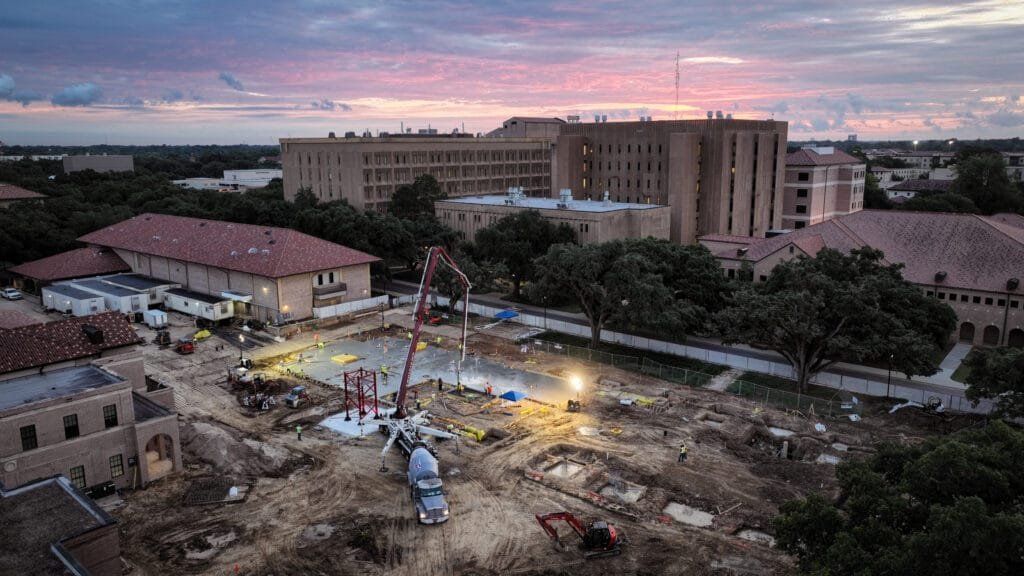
[545,460,584,478]
[663,502,714,528]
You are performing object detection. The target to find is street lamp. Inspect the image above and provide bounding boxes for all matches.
[886,353,893,398]
[913,140,919,152]
[238,334,245,364]
[571,375,582,403]
[542,296,548,331]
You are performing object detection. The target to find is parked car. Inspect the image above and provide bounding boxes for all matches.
[1,288,23,300]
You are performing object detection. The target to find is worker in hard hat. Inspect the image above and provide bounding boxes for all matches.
[678,442,688,463]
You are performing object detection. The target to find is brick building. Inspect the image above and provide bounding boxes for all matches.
[0,313,181,491]
[280,135,553,210]
[554,118,788,244]
[0,182,46,208]
[700,210,1024,347]
[8,247,130,294]
[783,147,866,229]
[0,475,120,576]
[77,213,379,323]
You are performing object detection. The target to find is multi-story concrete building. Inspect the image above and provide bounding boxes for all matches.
[486,117,565,141]
[783,147,865,229]
[554,118,788,244]
[77,213,379,323]
[435,188,671,244]
[1,475,120,576]
[699,210,1024,347]
[0,312,181,491]
[62,155,134,174]
[280,135,553,210]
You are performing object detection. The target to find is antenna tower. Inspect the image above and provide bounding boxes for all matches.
[674,51,680,120]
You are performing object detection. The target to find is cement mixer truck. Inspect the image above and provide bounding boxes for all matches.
[408,443,450,524]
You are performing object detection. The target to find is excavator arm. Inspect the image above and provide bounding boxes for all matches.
[535,512,588,541]
[393,246,471,419]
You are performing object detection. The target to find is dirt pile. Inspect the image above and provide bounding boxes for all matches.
[180,421,304,477]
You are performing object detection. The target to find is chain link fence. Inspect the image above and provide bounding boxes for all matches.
[531,338,842,416]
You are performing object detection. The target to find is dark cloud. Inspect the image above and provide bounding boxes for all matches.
[986,109,1024,128]
[0,73,44,107]
[311,98,352,111]
[756,101,789,114]
[51,82,103,106]
[0,74,13,97]
[218,71,244,91]
[121,96,146,107]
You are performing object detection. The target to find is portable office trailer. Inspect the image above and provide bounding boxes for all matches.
[70,279,148,315]
[100,274,180,307]
[164,288,234,321]
[142,309,168,329]
[41,284,106,317]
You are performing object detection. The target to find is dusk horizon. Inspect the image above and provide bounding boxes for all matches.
[2,1,1023,145]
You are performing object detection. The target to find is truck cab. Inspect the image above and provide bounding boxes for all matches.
[413,477,450,524]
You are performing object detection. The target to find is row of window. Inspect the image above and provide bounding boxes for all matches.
[584,143,664,155]
[928,291,1021,308]
[67,454,124,490]
[19,404,118,452]
[355,149,548,166]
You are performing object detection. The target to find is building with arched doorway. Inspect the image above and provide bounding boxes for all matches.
[0,313,181,491]
[702,210,1024,348]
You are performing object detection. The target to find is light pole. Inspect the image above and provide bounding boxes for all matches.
[379,303,385,333]
[542,296,548,331]
[913,140,919,153]
[571,375,582,403]
[238,334,245,364]
[886,353,893,398]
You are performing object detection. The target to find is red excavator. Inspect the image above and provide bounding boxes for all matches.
[535,512,625,559]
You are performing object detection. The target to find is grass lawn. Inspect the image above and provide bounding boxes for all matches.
[951,362,971,384]
[537,331,730,377]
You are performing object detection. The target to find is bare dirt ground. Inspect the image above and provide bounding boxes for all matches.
[115,314,976,576]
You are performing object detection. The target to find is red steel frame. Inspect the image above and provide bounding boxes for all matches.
[343,367,379,420]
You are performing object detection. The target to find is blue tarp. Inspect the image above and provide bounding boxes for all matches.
[499,390,527,402]
[494,310,519,320]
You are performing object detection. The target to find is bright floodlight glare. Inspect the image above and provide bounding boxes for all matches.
[571,375,582,391]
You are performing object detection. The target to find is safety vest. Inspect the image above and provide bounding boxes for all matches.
[680,445,687,454]
[381,365,388,374]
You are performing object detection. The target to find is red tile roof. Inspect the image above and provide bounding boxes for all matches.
[787,148,864,166]
[0,311,142,374]
[8,248,130,282]
[722,210,1024,293]
[0,311,40,330]
[78,213,380,279]
[888,179,954,192]
[0,183,46,202]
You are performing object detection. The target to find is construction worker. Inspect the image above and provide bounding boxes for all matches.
[678,443,688,463]
[435,336,443,346]
[437,377,444,392]
[407,331,413,340]
[381,364,389,384]
[486,384,493,397]
[415,399,422,411]
[297,424,303,441]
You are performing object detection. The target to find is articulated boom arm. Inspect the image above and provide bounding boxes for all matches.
[535,512,588,541]
[393,246,471,419]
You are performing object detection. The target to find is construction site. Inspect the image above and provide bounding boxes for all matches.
[111,251,969,576]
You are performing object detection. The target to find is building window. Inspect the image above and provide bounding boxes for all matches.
[64,414,80,440]
[985,297,994,305]
[926,291,934,296]
[20,425,37,451]
[798,172,810,181]
[795,222,806,229]
[797,188,808,198]
[973,296,981,304]
[960,294,969,302]
[1012,300,1020,309]
[795,205,807,214]
[103,404,118,428]
[937,293,945,300]
[948,293,956,300]
[759,275,768,282]
[109,454,124,478]
[328,272,335,283]
[727,269,736,279]
[69,466,86,490]
[998,299,1006,306]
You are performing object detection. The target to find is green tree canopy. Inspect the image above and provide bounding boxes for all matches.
[433,243,506,314]
[388,174,446,220]
[951,153,1023,214]
[531,238,725,346]
[715,247,956,392]
[898,191,980,213]
[773,421,1024,576]
[964,347,1024,418]
[474,209,576,298]
[862,172,892,209]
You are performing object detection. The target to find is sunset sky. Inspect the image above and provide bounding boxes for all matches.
[2,0,1023,145]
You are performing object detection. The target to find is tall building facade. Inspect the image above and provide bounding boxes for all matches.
[280,136,552,211]
[783,147,866,229]
[554,118,788,244]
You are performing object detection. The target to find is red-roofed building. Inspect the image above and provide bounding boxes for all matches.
[887,178,955,202]
[8,248,130,294]
[78,214,380,322]
[784,147,866,230]
[1,312,181,490]
[700,210,1024,347]
[0,182,46,207]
